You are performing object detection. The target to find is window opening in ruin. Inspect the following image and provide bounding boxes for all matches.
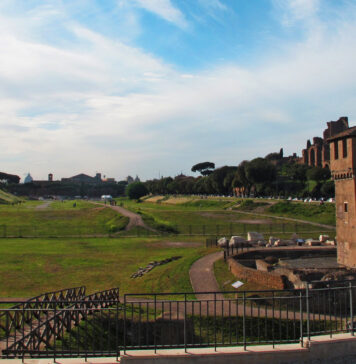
[344,202,348,213]
[334,141,339,159]
[343,139,347,158]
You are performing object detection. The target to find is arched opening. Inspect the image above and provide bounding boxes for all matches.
[309,149,315,166]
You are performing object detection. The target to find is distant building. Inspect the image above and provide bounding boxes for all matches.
[301,117,349,168]
[328,123,356,268]
[134,175,140,183]
[126,176,134,184]
[61,173,102,184]
[24,173,33,184]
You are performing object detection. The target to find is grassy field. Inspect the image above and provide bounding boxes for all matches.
[0,236,214,298]
[0,195,336,299]
[118,196,335,238]
[0,200,128,237]
[0,189,22,204]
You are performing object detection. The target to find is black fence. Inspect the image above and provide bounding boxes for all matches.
[0,222,335,239]
[0,282,355,359]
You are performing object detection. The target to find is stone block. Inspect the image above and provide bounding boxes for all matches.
[247,231,264,241]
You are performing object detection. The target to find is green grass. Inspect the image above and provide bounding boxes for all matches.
[0,201,129,237]
[0,237,214,297]
[0,189,22,204]
[232,199,269,211]
[117,197,334,237]
[268,201,335,226]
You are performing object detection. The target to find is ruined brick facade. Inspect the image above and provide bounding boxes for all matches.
[328,125,356,268]
[302,117,349,168]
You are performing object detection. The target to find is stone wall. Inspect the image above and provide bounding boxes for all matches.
[227,257,285,290]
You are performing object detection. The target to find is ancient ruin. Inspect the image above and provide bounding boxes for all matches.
[301,116,349,168]
[328,124,356,267]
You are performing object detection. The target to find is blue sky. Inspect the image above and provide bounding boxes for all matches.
[1,0,356,181]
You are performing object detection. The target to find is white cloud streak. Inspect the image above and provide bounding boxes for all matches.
[130,0,188,28]
[0,1,356,180]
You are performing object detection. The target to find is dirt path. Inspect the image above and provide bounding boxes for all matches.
[90,202,155,232]
[35,200,53,209]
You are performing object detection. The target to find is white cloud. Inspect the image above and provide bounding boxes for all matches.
[273,0,320,26]
[131,0,188,28]
[1,1,356,180]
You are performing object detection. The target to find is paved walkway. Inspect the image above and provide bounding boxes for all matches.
[189,251,224,301]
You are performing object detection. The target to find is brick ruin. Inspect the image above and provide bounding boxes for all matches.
[328,124,356,268]
[301,116,349,168]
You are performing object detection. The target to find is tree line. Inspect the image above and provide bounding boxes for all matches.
[139,153,334,199]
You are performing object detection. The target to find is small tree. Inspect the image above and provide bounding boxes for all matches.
[126,182,148,199]
[191,162,215,176]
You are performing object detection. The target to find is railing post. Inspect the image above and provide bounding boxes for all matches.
[123,295,127,355]
[243,291,246,351]
[54,302,57,362]
[184,293,187,353]
[214,292,217,352]
[350,282,354,336]
[300,290,303,347]
[306,283,310,341]
[116,296,119,360]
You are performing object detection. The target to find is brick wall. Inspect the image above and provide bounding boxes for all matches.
[227,257,285,290]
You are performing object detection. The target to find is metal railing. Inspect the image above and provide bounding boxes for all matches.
[0,282,354,359]
[0,288,119,359]
[0,222,334,238]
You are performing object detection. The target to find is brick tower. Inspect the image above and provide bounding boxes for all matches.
[328,126,356,267]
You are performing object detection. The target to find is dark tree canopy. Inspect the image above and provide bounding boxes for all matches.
[191,162,215,176]
[306,167,331,182]
[126,182,148,199]
[245,158,277,185]
[0,172,20,184]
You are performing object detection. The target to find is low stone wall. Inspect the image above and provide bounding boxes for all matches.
[227,257,285,290]
[255,259,271,272]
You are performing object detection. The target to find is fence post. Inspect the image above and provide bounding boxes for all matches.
[243,291,246,351]
[116,297,119,360]
[350,281,354,336]
[214,292,217,352]
[300,290,303,347]
[184,293,187,353]
[306,283,310,341]
[123,295,127,355]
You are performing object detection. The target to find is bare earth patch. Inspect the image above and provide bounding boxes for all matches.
[238,219,274,224]
[149,241,203,248]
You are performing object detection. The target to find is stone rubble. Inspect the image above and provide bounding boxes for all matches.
[130,256,182,279]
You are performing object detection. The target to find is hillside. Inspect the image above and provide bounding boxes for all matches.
[0,189,21,204]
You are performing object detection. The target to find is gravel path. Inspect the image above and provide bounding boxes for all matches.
[189,251,224,301]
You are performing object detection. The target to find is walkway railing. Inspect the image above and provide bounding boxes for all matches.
[0,282,354,359]
[0,288,119,359]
